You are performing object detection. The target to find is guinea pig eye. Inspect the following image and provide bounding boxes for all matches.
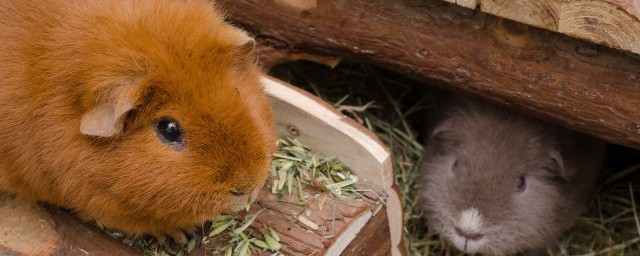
[156,118,183,143]
[516,175,527,192]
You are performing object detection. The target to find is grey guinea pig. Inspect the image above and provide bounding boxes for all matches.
[419,97,605,255]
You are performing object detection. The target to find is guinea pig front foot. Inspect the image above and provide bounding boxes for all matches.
[168,230,189,246]
[153,229,193,247]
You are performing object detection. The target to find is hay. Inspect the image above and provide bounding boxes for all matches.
[271,138,362,202]
[269,60,640,255]
[103,192,284,256]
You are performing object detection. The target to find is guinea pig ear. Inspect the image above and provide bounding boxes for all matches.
[429,125,459,154]
[80,83,141,137]
[234,31,256,56]
[548,148,567,177]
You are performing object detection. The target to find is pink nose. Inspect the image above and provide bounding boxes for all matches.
[455,226,484,241]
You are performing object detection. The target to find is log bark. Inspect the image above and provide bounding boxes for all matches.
[220,0,640,149]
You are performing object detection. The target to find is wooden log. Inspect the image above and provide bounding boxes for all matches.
[0,76,402,256]
[440,0,640,55]
[220,0,640,149]
[557,0,640,54]
[606,0,640,19]
[1,194,60,256]
[0,194,138,256]
[442,0,478,9]
[476,0,559,30]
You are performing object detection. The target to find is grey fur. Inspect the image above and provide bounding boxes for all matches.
[419,97,605,255]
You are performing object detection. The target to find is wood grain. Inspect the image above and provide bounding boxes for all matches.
[605,0,640,19]
[248,185,377,255]
[221,0,640,149]
[49,208,140,256]
[558,0,640,54]
[442,0,479,9]
[480,0,559,30]
[446,0,640,55]
[342,207,392,256]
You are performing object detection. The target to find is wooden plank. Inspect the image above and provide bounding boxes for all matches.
[220,0,640,150]
[342,206,392,256]
[248,185,376,255]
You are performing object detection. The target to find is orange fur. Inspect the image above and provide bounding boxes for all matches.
[0,0,276,238]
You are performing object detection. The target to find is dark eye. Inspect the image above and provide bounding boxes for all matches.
[516,175,526,192]
[229,190,246,197]
[156,118,182,143]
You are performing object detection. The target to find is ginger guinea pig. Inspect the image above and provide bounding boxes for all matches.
[419,98,605,255]
[0,0,275,242]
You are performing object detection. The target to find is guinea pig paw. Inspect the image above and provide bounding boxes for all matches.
[152,233,168,246]
[183,227,196,238]
[168,230,189,247]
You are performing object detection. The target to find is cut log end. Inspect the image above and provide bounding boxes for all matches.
[446,0,640,55]
[558,1,640,54]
